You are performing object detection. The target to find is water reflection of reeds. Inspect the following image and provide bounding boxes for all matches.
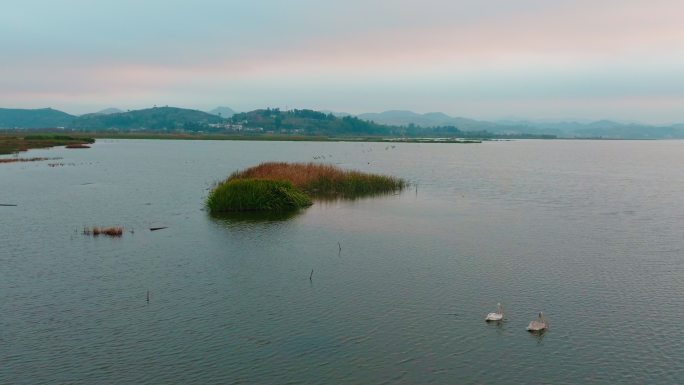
[309,190,404,203]
[209,209,304,224]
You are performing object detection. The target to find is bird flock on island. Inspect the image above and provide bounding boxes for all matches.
[485,303,549,333]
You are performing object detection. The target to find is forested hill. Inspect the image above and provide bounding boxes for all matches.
[0,108,76,128]
[232,108,391,135]
[231,108,489,137]
[70,107,225,131]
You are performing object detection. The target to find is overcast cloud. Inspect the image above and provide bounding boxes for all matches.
[2,0,683,122]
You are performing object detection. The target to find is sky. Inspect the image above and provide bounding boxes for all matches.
[1,0,683,123]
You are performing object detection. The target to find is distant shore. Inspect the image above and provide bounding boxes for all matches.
[0,131,508,150]
[2,131,653,155]
[80,132,485,144]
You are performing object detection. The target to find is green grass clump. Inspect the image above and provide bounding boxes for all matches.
[207,179,312,213]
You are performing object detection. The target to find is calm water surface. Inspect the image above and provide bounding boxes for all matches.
[1,139,683,384]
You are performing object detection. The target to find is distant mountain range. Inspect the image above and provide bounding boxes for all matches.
[356,110,684,138]
[1,106,683,138]
[358,110,504,132]
[528,120,684,139]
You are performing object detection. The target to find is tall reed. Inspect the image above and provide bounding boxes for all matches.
[229,162,406,198]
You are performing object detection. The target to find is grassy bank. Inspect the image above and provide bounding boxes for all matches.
[208,162,406,214]
[0,134,95,155]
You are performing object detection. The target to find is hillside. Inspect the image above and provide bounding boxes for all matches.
[0,108,76,128]
[229,108,515,138]
[70,107,226,131]
[231,108,393,135]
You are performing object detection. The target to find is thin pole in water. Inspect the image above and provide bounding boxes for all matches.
[309,269,314,281]
[146,290,150,303]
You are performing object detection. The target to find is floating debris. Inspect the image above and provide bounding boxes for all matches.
[83,226,124,237]
[65,144,90,149]
[149,226,168,231]
[0,203,18,207]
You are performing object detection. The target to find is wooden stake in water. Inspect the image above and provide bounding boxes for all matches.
[309,269,314,281]
[146,290,150,303]
[338,242,342,252]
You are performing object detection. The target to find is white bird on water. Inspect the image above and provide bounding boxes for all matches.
[526,312,548,332]
[485,303,504,322]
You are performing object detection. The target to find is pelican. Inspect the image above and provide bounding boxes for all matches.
[485,303,504,322]
[526,312,548,332]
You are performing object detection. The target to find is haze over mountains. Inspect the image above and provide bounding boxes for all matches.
[355,110,684,138]
[208,106,236,118]
[1,106,683,139]
[95,108,124,115]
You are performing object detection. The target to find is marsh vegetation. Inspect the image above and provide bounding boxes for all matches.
[0,134,94,155]
[207,162,406,214]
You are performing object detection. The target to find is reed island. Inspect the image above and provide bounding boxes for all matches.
[0,134,94,155]
[207,162,406,213]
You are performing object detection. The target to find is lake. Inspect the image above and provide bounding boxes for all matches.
[1,139,683,384]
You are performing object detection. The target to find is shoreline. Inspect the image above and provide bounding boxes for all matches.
[1,131,667,155]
